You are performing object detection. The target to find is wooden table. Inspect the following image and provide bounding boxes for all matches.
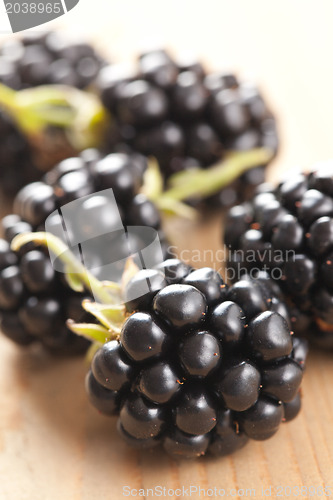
[1,1,333,498]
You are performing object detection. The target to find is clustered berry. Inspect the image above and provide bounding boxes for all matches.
[96,49,278,207]
[0,31,104,193]
[0,150,169,353]
[0,31,104,90]
[225,162,333,348]
[86,259,307,459]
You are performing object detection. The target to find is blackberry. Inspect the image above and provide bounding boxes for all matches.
[0,31,104,90]
[0,150,169,354]
[85,262,307,459]
[0,32,104,193]
[96,50,278,208]
[224,162,333,348]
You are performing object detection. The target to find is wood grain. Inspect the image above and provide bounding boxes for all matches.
[2,1,333,498]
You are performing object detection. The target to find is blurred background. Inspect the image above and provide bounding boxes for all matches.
[57,0,333,176]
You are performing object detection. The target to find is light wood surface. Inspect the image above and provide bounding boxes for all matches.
[2,1,333,499]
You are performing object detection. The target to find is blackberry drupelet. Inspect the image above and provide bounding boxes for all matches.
[96,49,278,208]
[0,31,104,193]
[224,162,333,348]
[0,150,169,354]
[86,261,307,459]
[0,31,104,90]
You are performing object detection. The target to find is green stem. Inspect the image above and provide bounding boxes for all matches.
[0,82,109,150]
[11,232,114,305]
[157,148,273,204]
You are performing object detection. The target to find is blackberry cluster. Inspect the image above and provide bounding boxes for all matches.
[224,162,333,348]
[0,31,104,193]
[0,150,169,354]
[96,50,278,207]
[86,260,307,459]
[0,31,104,90]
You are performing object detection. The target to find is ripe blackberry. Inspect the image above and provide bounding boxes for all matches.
[0,32,104,193]
[0,31,104,90]
[85,262,307,459]
[96,50,278,207]
[224,162,333,348]
[0,150,169,354]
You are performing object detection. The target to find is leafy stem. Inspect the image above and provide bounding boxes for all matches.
[0,82,109,150]
[11,231,117,305]
[143,147,273,218]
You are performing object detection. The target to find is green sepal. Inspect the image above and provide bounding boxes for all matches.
[140,157,164,201]
[65,266,85,293]
[121,258,140,296]
[0,82,110,152]
[98,280,123,304]
[156,197,198,220]
[82,299,125,333]
[156,147,274,209]
[66,320,115,344]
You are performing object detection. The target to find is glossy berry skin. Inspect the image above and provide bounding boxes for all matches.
[183,267,226,306]
[86,371,120,416]
[14,182,56,227]
[247,311,293,362]
[20,297,63,337]
[227,280,268,320]
[0,266,24,309]
[126,195,161,229]
[155,259,192,284]
[238,396,284,440]
[119,392,166,440]
[224,163,333,347]
[209,409,248,457]
[121,312,170,362]
[90,153,142,204]
[214,361,261,412]
[283,392,301,422]
[261,358,303,403]
[210,301,245,347]
[20,250,56,293]
[87,266,307,459]
[163,429,210,459]
[153,284,207,329]
[117,80,168,126]
[139,361,181,404]
[171,71,208,120]
[0,150,170,354]
[97,49,278,208]
[117,420,160,450]
[139,50,178,89]
[92,341,134,392]
[179,331,221,377]
[0,240,17,270]
[175,384,217,435]
[186,122,223,166]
